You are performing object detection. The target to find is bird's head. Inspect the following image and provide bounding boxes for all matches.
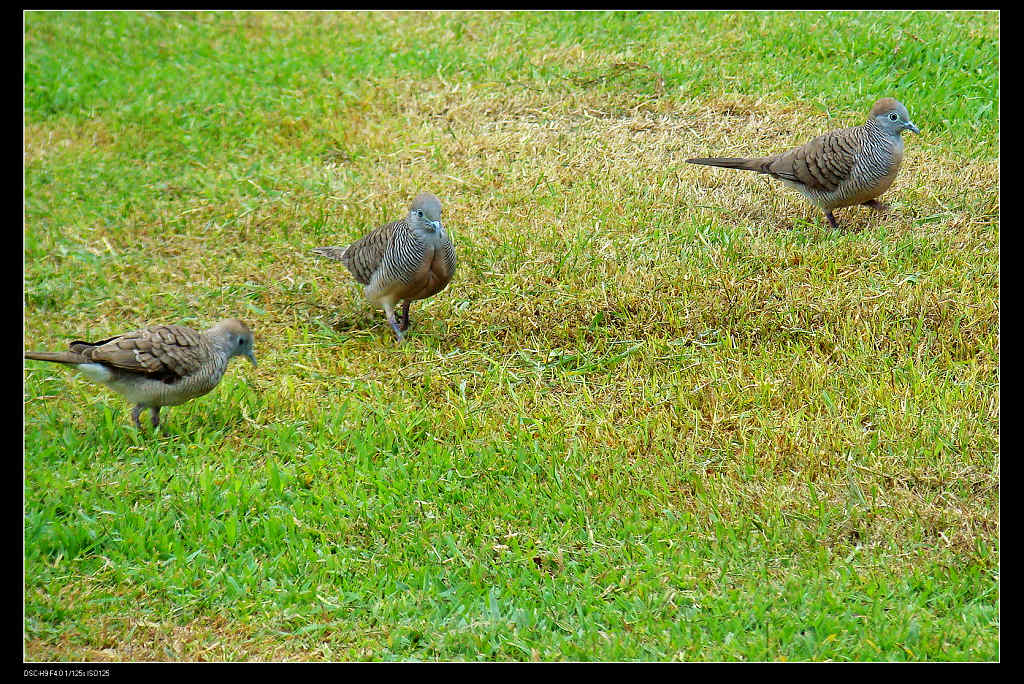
[870,98,920,136]
[408,192,443,235]
[213,318,257,367]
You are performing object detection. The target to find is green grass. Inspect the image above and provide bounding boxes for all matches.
[24,10,998,661]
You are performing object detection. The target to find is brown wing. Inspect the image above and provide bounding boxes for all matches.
[78,324,207,379]
[763,125,862,192]
[340,219,402,285]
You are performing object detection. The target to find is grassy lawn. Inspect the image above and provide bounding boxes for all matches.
[23,10,998,661]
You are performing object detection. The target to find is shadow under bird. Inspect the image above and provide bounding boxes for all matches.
[687,98,920,230]
[312,192,457,343]
[24,318,257,430]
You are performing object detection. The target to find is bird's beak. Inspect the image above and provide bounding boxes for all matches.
[905,121,921,134]
[430,220,442,232]
[246,351,258,367]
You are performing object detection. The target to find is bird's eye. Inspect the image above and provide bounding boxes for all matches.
[417,210,424,217]
[889,113,899,121]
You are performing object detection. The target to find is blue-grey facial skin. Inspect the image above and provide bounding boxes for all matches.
[410,210,442,234]
[877,104,920,136]
[236,334,257,366]
[409,194,443,234]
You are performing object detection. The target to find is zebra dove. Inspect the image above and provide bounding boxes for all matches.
[25,318,257,430]
[312,192,457,343]
[687,98,920,229]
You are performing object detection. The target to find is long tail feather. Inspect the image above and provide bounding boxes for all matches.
[686,157,763,171]
[311,246,349,261]
[24,350,84,365]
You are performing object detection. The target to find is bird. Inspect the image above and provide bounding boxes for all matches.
[312,192,457,343]
[24,318,257,430]
[687,98,920,229]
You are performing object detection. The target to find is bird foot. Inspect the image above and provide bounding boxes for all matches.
[386,315,406,344]
[862,200,890,213]
[131,405,162,432]
[398,303,411,332]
